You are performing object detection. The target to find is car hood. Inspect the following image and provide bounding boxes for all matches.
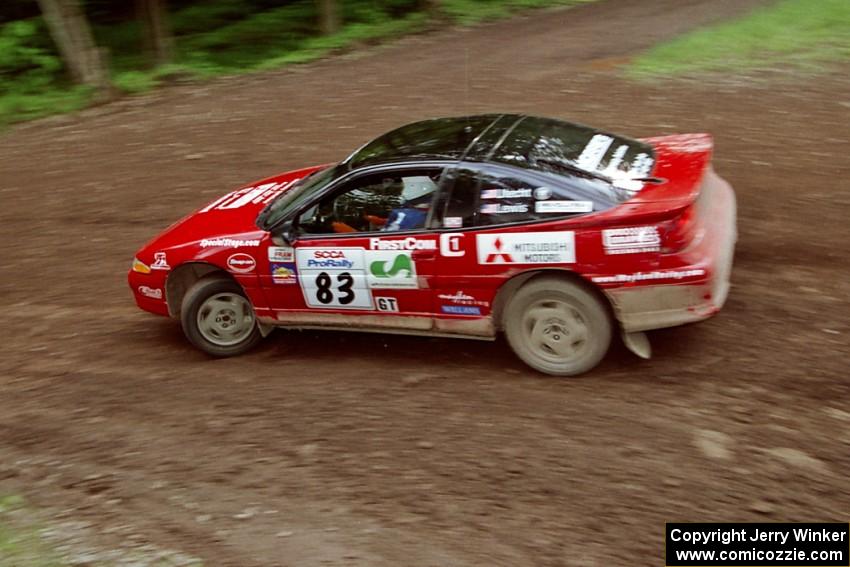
[136,164,323,257]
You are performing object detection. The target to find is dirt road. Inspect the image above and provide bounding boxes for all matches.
[1,0,849,565]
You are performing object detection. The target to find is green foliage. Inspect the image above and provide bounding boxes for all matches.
[0,17,91,127]
[0,0,592,127]
[629,0,850,77]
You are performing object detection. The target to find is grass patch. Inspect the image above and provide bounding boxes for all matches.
[629,0,850,77]
[0,495,64,567]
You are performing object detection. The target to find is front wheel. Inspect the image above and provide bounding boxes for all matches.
[503,276,612,376]
[181,276,262,357]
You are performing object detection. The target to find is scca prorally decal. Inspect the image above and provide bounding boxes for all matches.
[369,237,436,251]
[592,269,705,284]
[199,179,297,213]
[138,286,163,300]
[477,232,575,265]
[481,188,532,199]
[227,253,256,273]
[602,226,661,255]
[200,237,261,248]
[268,246,294,262]
[480,203,529,214]
[441,305,482,316]
[534,201,593,214]
[151,252,170,270]
[304,249,357,269]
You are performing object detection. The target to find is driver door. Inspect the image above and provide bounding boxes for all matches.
[262,165,446,331]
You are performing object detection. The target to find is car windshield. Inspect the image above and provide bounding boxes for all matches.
[256,164,344,230]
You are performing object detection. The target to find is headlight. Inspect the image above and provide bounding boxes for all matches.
[132,257,151,274]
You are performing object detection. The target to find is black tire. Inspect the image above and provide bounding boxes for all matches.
[180,275,262,357]
[503,276,612,376]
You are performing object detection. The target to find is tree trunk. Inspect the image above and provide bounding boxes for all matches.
[137,0,173,67]
[317,0,340,35]
[36,0,110,96]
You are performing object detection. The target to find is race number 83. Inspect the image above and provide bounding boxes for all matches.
[315,271,354,305]
[302,269,372,309]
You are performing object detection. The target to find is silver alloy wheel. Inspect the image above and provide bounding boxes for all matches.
[522,299,589,363]
[195,292,255,347]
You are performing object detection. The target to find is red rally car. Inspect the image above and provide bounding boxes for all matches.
[129,114,736,376]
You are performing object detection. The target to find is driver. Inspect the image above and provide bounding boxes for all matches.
[382,176,436,231]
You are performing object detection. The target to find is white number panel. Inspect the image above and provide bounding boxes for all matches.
[296,247,373,310]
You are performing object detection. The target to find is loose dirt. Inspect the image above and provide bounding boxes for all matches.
[1,0,848,565]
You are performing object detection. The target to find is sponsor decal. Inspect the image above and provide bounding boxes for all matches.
[369,237,436,251]
[592,269,706,284]
[138,286,163,300]
[444,216,463,228]
[480,203,529,214]
[602,226,661,255]
[227,253,256,273]
[439,233,464,257]
[477,232,575,265]
[534,200,593,214]
[534,187,552,200]
[437,291,488,307]
[574,134,655,192]
[305,249,356,269]
[151,252,170,270]
[441,305,482,316]
[577,134,615,172]
[375,297,399,312]
[268,246,295,262]
[481,188,533,199]
[368,252,418,289]
[199,180,296,213]
[200,237,261,248]
[296,248,372,309]
[271,262,297,285]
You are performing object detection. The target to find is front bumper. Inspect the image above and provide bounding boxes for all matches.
[128,269,170,317]
[604,170,737,333]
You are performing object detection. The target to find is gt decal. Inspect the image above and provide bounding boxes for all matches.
[375,297,399,312]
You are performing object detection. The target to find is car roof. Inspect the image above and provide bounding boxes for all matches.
[344,114,655,182]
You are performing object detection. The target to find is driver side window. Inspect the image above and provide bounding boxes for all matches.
[297,168,443,235]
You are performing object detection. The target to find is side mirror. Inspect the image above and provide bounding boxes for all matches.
[278,218,295,245]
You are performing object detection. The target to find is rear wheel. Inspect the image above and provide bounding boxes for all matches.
[181,276,262,357]
[503,276,612,376]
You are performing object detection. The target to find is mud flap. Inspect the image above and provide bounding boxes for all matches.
[622,331,651,359]
[257,321,274,338]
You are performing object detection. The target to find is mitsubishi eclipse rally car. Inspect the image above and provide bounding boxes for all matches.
[129,114,737,376]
